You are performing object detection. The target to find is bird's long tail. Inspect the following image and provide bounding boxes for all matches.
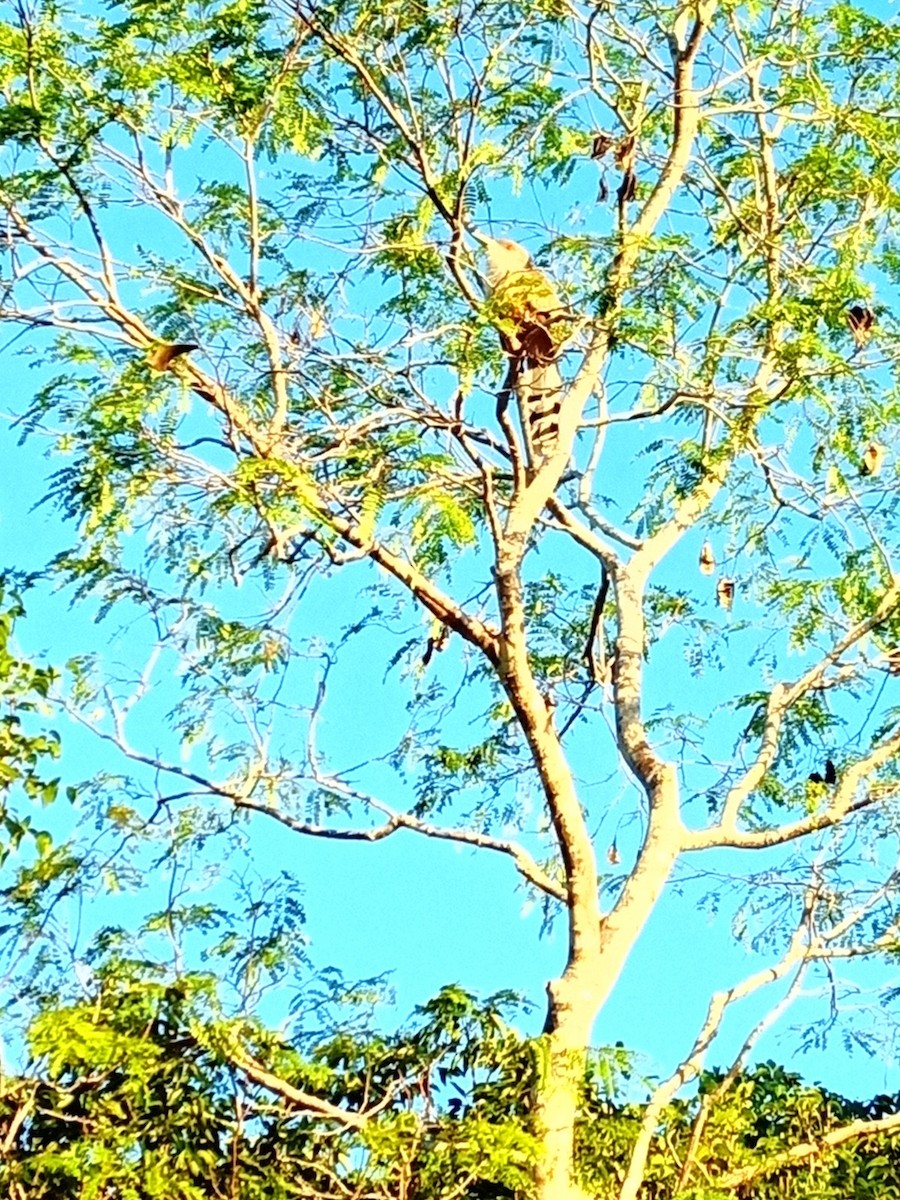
[518,361,564,462]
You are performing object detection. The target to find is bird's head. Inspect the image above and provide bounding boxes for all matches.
[472,230,532,285]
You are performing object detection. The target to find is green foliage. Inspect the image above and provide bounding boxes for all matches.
[4,941,900,1200]
[576,1060,900,1200]
[0,581,65,863]
[0,956,541,1200]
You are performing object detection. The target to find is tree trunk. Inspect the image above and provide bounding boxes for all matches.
[533,973,599,1200]
[532,823,682,1200]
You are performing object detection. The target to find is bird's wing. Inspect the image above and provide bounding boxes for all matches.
[495,269,565,320]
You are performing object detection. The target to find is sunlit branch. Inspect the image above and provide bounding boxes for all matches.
[228,1049,394,1129]
[618,916,811,1200]
[675,963,809,1194]
[715,1110,900,1190]
[577,371,608,505]
[545,497,636,559]
[112,144,292,439]
[606,0,716,295]
[293,6,456,227]
[688,581,900,847]
[622,849,899,1200]
[233,790,567,903]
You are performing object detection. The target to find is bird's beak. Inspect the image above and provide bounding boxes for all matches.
[469,228,493,246]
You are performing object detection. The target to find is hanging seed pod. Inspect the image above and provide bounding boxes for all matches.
[617,171,637,203]
[699,541,716,575]
[846,304,875,347]
[591,132,615,159]
[308,309,327,340]
[612,135,637,205]
[716,578,735,610]
[860,442,885,477]
[607,840,621,866]
[592,133,615,205]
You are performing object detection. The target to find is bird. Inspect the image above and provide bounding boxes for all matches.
[147,342,198,371]
[474,231,571,462]
[421,621,450,668]
[808,759,836,785]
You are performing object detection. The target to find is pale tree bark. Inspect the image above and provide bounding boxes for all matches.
[617,875,900,1198]
[514,7,716,1195]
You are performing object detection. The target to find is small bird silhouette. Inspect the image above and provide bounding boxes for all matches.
[808,759,836,785]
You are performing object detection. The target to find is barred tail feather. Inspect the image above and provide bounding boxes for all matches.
[518,362,564,461]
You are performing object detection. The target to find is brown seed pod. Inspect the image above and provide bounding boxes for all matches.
[860,442,885,477]
[716,578,735,610]
[308,309,327,340]
[607,840,621,866]
[591,133,615,160]
[846,304,875,347]
[147,342,198,371]
[617,171,637,204]
[699,541,716,575]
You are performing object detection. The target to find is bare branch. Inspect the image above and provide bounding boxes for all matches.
[690,581,900,848]
[228,1050,386,1130]
[233,791,567,903]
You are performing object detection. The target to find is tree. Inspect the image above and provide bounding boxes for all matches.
[6,943,900,1199]
[1,950,541,1199]
[3,0,900,1195]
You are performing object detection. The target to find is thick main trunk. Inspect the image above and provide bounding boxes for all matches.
[533,974,599,1200]
[532,824,681,1200]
